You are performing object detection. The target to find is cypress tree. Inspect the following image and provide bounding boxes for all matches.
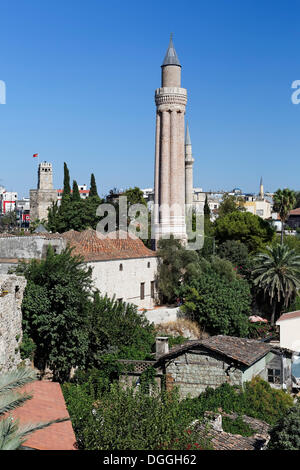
[204,194,211,217]
[72,180,81,202]
[62,162,71,199]
[89,173,99,198]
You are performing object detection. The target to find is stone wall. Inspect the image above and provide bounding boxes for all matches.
[165,348,243,398]
[0,235,66,260]
[0,274,26,372]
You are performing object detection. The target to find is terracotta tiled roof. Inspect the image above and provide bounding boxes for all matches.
[10,381,76,450]
[156,336,273,366]
[62,229,156,262]
[277,310,300,323]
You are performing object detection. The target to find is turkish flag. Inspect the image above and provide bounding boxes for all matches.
[33,153,38,158]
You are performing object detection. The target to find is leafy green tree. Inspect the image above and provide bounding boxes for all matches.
[294,191,300,209]
[0,211,18,233]
[180,268,251,336]
[47,164,103,233]
[16,246,92,382]
[156,236,199,304]
[214,211,275,253]
[252,244,300,325]
[0,368,68,450]
[218,193,245,218]
[124,187,147,207]
[268,405,300,450]
[217,240,252,278]
[273,188,296,245]
[87,292,155,365]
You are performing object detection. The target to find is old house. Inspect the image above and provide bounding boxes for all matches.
[276,310,300,352]
[154,335,292,398]
[62,229,158,309]
[0,229,158,309]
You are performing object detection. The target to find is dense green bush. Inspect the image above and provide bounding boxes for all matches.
[268,405,300,450]
[63,382,210,450]
[19,333,36,361]
[214,211,275,253]
[181,377,293,426]
[16,246,92,382]
[180,270,251,337]
[217,239,253,278]
[87,292,155,365]
[222,415,254,437]
[156,236,199,304]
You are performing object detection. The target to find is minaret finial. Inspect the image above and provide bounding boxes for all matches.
[162,33,181,66]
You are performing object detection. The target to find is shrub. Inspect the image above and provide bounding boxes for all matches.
[180,271,251,337]
[268,405,300,450]
[181,377,293,426]
[63,382,210,450]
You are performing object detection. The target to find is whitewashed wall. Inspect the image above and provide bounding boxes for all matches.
[277,317,300,352]
[88,256,158,309]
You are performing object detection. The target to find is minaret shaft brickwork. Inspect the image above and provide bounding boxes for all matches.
[153,37,187,245]
[185,124,194,207]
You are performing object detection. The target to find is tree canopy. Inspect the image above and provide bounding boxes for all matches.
[214,211,275,253]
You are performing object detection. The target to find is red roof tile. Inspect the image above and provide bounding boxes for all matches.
[10,381,76,450]
[62,228,156,262]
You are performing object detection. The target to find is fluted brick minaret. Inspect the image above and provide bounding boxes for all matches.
[153,35,187,246]
[185,123,194,208]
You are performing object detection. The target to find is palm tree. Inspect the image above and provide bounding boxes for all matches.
[0,368,69,450]
[273,189,296,245]
[252,244,300,325]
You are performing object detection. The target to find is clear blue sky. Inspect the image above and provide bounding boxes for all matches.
[1,0,300,198]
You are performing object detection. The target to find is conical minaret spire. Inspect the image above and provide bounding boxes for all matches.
[185,123,194,206]
[162,33,181,66]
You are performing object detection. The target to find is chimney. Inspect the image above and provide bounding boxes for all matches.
[204,411,223,432]
[155,337,169,359]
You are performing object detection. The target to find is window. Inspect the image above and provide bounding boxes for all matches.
[151,281,155,299]
[268,368,281,384]
[140,282,145,300]
[147,262,150,268]
[119,263,123,271]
